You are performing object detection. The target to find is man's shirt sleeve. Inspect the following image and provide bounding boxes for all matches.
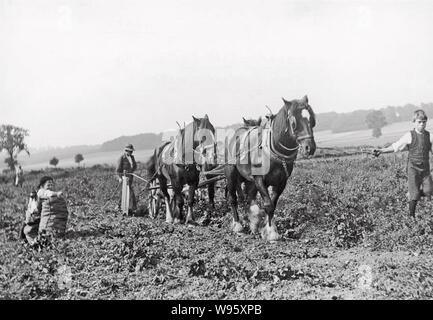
[391,132,411,152]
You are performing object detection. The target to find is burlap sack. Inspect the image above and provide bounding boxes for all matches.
[38,196,68,237]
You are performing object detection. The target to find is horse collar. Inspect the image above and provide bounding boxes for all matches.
[268,118,298,162]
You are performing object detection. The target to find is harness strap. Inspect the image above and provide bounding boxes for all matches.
[268,124,298,162]
[278,141,299,152]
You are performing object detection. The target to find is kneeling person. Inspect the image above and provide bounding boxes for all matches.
[21,191,40,245]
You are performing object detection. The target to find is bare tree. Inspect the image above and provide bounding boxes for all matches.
[0,124,30,171]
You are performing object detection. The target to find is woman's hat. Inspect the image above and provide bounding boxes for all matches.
[125,144,135,152]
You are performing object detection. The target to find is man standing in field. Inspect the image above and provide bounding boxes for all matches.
[116,144,137,214]
[373,110,433,218]
[15,165,24,187]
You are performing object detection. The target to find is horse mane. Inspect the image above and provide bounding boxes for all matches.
[273,105,289,132]
[271,101,297,148]
[144,141,171,179]
[143,153,156,179]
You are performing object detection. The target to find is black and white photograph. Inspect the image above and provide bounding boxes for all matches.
[1,0,433,304]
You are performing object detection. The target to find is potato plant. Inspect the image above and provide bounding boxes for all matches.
[1,154,433,299]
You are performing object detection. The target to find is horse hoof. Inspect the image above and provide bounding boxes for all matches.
[232,221,244,233]
[249,223,259,234]
[261,231,281,242]
[186,220,198,226]
[261,225,281,242]
[200,217,211,226]
[165,218,174,224]
[261,232,281,242]
[173,218,183,224]
[270,229,281,241]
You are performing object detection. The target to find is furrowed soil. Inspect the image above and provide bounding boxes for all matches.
[1,154,433,300]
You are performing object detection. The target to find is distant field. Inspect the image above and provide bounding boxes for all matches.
[11,149,154,171]
[4,120,433,171]
[315,120,433,148]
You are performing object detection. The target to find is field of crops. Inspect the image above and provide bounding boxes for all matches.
[1,153,433,300]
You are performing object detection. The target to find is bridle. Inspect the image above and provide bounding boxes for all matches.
[271,105,315,176]
[278,107,314,153]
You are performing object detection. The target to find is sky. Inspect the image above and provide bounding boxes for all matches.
[1,0,433,148]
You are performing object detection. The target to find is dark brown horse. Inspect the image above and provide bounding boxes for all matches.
[144,115,216,224]
[224,95,316,241]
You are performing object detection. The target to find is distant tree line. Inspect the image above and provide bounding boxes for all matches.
[314,103,433,133]
[3,103,433,170]
[100,103,433,150]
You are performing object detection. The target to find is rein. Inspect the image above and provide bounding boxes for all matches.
[278,141,299,152]
[277,133,314,152]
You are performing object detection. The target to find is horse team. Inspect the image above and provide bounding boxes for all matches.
[144,95,317,241]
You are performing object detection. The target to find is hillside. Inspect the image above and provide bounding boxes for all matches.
[1,145,100,171]
[315,103,433,132]
[100,133,163,152]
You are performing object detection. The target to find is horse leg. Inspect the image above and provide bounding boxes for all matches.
[172,184,184,224]
[206,176,216,209]
[185,184,197,224]
[224,165,243,233]
[254,176,280,241]
[245,183,263,234]
[154,191,163,218]
[156,193,163,218]
[236,180,245,203]
[148,183,159,219]
[160,179,174,223]
[271,181,287,211]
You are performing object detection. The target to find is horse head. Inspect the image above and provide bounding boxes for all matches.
[192,114,216,166]
[242,117,262,127]
[282,95,316,156]
[193,114,215,141]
